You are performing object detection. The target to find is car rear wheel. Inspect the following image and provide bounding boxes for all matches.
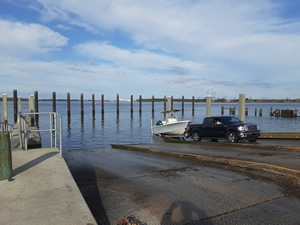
[226,131,239,143]
[192,131,202,141]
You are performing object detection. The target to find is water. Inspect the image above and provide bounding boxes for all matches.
[1,101,299,151]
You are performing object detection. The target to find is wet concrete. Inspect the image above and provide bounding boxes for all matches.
[65,145,300,225]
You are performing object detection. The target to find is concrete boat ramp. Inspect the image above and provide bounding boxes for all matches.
[0,147,96,225]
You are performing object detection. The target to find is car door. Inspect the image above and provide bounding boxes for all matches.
[212,117,226,138]
[202,118,214,137]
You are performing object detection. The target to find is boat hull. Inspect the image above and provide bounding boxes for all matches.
[152,121,190,135]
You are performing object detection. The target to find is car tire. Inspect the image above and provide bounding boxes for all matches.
[192,131,202,142]
[226,131,239,143]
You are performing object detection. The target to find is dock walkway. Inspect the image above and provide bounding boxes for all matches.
[0,148,96,225]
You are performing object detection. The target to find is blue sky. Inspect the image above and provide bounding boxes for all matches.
[1,0,300,100]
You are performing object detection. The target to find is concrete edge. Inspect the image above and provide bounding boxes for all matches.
[60,157,98,224]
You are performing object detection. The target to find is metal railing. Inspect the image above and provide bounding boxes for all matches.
[19,112,63,158]
[0,122,13,139]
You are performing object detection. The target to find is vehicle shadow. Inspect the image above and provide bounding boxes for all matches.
[161,201,213,225]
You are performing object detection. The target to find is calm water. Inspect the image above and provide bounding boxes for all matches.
[1,101,300,151]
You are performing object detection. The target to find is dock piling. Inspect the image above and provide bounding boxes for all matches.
[13,90,18,123]
[34,91,39,126]
[2,94,8,123]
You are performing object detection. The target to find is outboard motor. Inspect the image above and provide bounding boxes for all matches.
[156,121,163,126]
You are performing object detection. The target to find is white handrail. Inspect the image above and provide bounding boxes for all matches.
[21,112,63,158]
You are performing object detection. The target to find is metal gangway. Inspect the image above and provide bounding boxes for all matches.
[17,112,63,158]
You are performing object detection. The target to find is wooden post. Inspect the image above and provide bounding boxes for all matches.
[221,106,224,115]
[238,94,245,121]
[139,95,142,115]
[255,107,257,116]
[167,96,171,110]
[13,90,18,123]
[164,95,166,111]
[18,97,21,114]
[0,132,12,181]
[92,94,95,118]
[116,93,119,115]
[29,95,34,126]
[80,93,84,117]
[192,96,195,115]
[171,96,173,110]
[182,95,184,114]
[52,92,56,112]
[259,107,262,116]
[245,107,248,116]
[34,91,39,126]
[152,95,154,114]
[2,94,8,123]
[130,95,133,114]
[206,96,211,117]
[101,94,104,114]
[67,92,71,119]
[270,107,273,116]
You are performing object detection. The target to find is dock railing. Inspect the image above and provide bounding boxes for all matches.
[0,122,13,139]
[19,112,63,158]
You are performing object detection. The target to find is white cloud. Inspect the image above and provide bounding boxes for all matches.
[0,19,68,57]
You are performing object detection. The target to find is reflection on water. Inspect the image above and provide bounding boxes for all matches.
[1,101,299,150]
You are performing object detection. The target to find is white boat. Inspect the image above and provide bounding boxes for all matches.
[151,110,191,135]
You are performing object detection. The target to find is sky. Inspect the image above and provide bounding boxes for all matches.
[0,0,300,100]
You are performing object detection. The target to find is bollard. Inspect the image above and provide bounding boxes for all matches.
[0,132,12,181]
